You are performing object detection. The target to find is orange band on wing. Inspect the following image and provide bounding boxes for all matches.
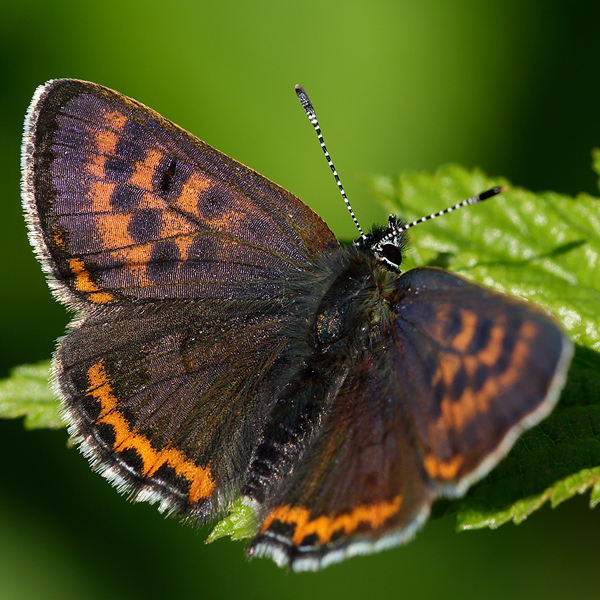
[424,454,464,480]
[68,258,114,304]
[435,320,540,431]
[260,495,403,545]
[86,361,216,503]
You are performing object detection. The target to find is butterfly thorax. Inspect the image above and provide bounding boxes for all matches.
[313,244,399,355]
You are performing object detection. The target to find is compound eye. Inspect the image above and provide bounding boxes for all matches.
[379,243,402,268]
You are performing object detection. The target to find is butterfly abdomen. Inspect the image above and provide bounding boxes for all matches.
[242,247,394,506]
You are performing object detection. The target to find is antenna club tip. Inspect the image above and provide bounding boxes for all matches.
[497,185,508,194]
[478,186,508,201]
[295,85,315,113]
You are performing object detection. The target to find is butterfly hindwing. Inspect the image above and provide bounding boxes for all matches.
[56,298,307,519]
[388,267,573,493]
[249,350,435,570]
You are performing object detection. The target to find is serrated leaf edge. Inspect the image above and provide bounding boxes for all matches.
[456,465,600,531]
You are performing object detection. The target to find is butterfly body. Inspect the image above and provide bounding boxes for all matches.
[21,79,573,570]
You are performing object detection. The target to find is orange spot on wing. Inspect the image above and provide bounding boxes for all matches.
[52,227,67,251]
[88,181,117,212]
[86,112,126,175]
[451,310,478,352]
[86,154,107,178]
[169,235,195,260]
[95,128,120,155]
[112,243,153,267]
[88,292,114,303]
[67,258,114,304]
[86,361,215,503]
[424,454,464,480]
[260,496,403,545]
[437,353,462,389]
[173,171,213,215]
[157,212,198,238]
[109,243,157,290]
[102,109,128,132]
[139,191,167,210]
[129,150,164,191]
[95,213,134,249]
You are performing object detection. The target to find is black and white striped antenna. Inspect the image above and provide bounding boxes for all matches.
[379,186,505,243]
[295,85,506,251]
[295,85,366,240]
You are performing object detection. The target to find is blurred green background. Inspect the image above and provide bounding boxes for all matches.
[1,1,599,598]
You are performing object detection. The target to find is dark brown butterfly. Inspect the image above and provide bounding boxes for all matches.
[21,79,573,570]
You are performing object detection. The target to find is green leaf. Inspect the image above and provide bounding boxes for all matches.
[457,466,600,530]
[206,498,258,543]
[0,361,63,429]
[367,163,600,529]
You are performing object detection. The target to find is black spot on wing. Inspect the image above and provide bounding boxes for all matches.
[118,447,145,473]
[128,209,162,243]
[471,319,492,353]
[473,363,488,393]
[81,392,101,422]
[444,309,463,342]
[153,463,191,496]
[448,365,468,402]
[110,184,141,211]
[148,240,181,281]
[160,158,177,194]
[433,379,445,409]
[95,422,117,447]
[104,155,134,179]
[115,132,147,163]
[299,533,320,548]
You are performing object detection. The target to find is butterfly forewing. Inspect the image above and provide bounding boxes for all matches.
[22,79,339,308]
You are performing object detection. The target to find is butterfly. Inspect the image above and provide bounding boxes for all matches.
[21,79,573,571]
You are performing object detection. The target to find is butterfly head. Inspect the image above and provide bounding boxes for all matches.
[357,215,409,271]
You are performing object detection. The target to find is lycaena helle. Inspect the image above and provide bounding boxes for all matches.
[21,79,573,571]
